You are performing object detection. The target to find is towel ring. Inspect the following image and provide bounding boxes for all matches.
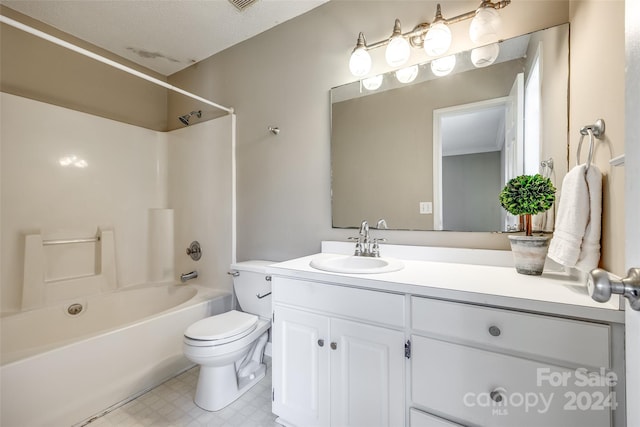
[576,119,605,171]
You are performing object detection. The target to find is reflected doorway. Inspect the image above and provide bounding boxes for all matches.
[433,74,524,231]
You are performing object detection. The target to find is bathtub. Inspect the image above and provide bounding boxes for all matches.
[0,282,232,427]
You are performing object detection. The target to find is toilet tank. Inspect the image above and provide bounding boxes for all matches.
[230,260,274,319]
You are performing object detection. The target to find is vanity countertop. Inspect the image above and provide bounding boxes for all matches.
[267,252,624,324]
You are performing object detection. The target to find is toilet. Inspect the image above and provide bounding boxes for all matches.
[183,260,273,411]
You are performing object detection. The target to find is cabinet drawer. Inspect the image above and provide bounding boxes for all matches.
[410,408,464,427]
[411,297,610,368]
[273,277,405,328]
[411,336,613,427]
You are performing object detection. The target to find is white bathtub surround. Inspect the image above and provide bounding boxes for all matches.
[1,93,236,313]
[148,208,175,282]
[1,93,168,312]
[169,115,235,291]
[21,229,117,310]
[0,283,232,427]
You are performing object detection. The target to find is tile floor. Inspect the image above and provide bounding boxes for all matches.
[87,359,279,427]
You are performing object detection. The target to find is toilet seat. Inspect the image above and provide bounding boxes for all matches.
[184,310,258,347]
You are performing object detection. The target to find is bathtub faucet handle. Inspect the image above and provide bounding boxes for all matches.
[186,241,202,261]
[180,270,198,283]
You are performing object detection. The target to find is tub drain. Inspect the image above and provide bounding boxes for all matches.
[67,303,83,315]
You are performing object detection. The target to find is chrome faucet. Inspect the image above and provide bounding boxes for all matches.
[350,219,386,257]
[359,220,370,245]
[180,270,198,282]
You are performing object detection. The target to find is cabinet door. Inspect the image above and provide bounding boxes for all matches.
[272,306,330,427]
[330,318,405,427]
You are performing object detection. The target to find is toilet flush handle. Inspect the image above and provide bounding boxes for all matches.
[257,275,272,298]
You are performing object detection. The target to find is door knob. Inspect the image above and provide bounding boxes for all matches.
[587,268,640,311]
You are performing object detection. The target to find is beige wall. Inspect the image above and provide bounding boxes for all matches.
[569,0,625,275]
[169,0,571,261]
[0,6,168,131]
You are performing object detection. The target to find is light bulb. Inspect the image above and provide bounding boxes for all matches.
[385,35,411,67]
[431,55,456,77]
[362,75,383,90]
[424,22,452,57]
[349,47,372,77]
[471,43,500,68]
[395,65,419,84]
[469,7,502,44]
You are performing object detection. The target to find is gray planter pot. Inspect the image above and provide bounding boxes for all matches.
[507,234,551,276]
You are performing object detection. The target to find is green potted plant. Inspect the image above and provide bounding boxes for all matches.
[499,174,556,275]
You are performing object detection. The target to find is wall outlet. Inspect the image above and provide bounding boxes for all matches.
[419,202,433,214]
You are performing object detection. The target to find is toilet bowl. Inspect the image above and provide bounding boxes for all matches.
[182,260,273,411]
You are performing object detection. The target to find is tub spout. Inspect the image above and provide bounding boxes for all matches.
[180,270,198,282]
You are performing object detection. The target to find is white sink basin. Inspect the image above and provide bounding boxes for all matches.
[310,255,404,274]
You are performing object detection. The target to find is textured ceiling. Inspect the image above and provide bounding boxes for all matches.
[3,0,328,76]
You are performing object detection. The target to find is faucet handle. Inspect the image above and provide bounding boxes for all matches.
[371,238,386,257]
[348,236,363,256]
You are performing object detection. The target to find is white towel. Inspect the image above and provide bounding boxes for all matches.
[548,164,602,272]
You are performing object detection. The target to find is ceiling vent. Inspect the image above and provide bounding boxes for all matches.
[228,0,259,11]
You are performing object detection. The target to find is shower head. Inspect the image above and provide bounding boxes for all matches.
[178,110,202,126]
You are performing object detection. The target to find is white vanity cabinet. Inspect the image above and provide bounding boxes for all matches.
[410,296,616,427]
[271,277,406,427]
[268,249,625,427]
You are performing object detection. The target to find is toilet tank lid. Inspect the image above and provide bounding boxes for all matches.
[230,260,275,273]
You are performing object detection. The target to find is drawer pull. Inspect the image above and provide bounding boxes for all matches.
[490,389,504,403]
[330,342,337,350]
[488,325,501,337]
[318,339,324,347]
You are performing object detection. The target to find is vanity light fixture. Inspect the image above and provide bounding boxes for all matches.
[348,0,510,77]
[385,19,412,68]
[423,5,452,57]
[471,43,500,67]
[362,74,384,90]
[431,55,457,76]
[395,65,419,83]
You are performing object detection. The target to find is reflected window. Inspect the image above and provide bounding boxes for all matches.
[524,48,541,174]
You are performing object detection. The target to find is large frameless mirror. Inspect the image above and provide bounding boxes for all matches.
[330,23,568,232]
